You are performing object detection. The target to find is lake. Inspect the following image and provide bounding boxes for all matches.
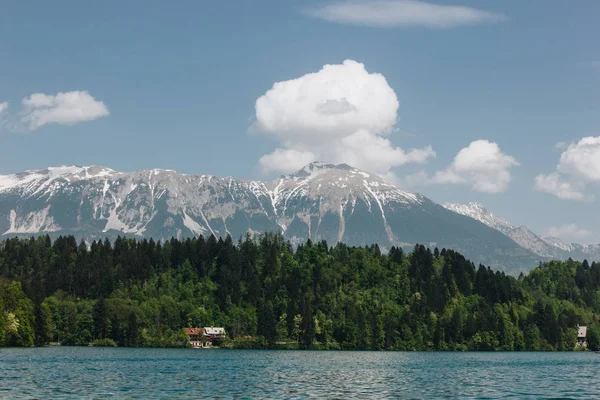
[1,348,599,399]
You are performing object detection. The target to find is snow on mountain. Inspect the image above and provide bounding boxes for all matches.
[444,202,600,262]
[0,162,541,273]
[541,236,573,252]
[443,202,514,235]
[268,162,424,243]
[541,236,600,259]
[0,166,116,194]
[507,226,564,259]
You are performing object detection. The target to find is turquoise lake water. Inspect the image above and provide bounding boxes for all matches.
[1,348,599,399]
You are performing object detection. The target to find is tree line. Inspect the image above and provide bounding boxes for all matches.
[1,233,600,350]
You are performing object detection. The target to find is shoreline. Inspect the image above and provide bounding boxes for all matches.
[2,345,594,353]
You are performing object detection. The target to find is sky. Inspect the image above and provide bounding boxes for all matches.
[0,0,599,243]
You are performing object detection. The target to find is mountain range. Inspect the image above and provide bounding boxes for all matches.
[443,202,600,262]
[0,162,543,274]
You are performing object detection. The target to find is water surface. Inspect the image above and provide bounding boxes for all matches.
[1,348,599,399]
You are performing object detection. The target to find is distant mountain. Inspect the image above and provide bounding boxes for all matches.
[444,202,600,262]
[442,202,514,235]
[0,163,541,273]
[540,236,600,260]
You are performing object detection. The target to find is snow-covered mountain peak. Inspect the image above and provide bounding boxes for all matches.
[0,163,553,272]
[541,236,572,252]
[443,202,551,256]
[262,163,425,245]
[47,165,117,180]
[0,165,118,194]
[443,202,515,233]
[444,202,600,261]
[275,162,421,204]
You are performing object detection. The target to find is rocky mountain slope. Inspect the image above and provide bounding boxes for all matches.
[0,163,541,273]
[444,202,600,262]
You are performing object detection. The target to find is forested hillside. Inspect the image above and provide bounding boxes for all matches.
[1,234,599,350]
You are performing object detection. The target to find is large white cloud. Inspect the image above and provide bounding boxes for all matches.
[21,91,109,130]
[535,136,600,201]
[0,102,8,115]
[429,140,519,193]
[304,0,505,29]
[253,60,435,179]
[255,60,398,142]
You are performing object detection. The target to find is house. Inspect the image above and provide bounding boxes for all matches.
[577,325,587,347]
[184,328,211,348]
[184,327,226,348]
[204,327,226,341]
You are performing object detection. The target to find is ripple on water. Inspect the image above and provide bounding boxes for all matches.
[1,349,600,399]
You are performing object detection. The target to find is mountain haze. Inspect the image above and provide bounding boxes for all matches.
[0,163,540,273]
[444,202,600,262]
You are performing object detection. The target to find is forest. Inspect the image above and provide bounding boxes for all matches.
[1,233,600,351]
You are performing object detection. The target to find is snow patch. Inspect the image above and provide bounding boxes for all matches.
[363,181,394,242]
[182,212,206,235]
[4,207,61,235]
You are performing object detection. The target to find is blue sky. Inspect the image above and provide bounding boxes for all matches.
[0,0,599,242]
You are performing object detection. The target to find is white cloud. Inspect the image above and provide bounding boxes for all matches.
[429,140,519,193]
[253,60,435,180]
[535,136,600,201]
[259,148,317,174]
[534,173,590,201]
[546,224,592,242]
[254,60,398,143]
[304,0,505,29]
[557,137,600,182]
[0,102,8,114]
[21,91,109,130]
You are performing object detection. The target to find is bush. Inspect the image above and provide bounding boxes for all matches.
[587,325,600,351]
[91,338,117,347]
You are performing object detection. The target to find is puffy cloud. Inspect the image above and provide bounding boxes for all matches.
[535,136,600,201]
[430,140,519,193]
[254,60,435,180]
[546,224,592,242]
[21,91,109,130]
[534,173,590,201]
[337,130,435,173]
[557,137,600,182]
[254,60,398,143]
[259,148,317,174]
[0,102,7,114]
[304,0,505,29]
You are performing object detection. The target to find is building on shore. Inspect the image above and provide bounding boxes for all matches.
[577,325,587,347]
[184,327,226,348]
[204,327,226,341]
[184,328,211,348]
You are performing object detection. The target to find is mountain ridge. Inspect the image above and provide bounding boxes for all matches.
[0,162,541,273]
[443,202,600,261]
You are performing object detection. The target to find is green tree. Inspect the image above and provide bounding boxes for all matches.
[293,314,303,343]
[34,302,52,346]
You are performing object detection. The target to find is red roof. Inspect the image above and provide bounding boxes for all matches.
[184,328,205,335]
